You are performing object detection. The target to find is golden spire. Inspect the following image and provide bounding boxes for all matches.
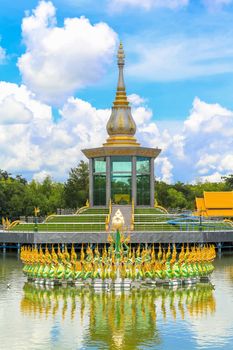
[104,42,140,147]
[113,42,129,107]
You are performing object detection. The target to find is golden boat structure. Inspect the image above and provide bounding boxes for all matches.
[20,209,216,289]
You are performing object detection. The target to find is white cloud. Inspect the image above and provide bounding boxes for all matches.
[0,82,52,173]
[132,96,233,183]
[184,97,233,135]
[0,80,232,184]
[31,94,110,179]
[198,172,225,183]
[0,81,110,179]
[189,271,233,347]
[18,1,118,104]
[126,101,180,182]
[155,157,174,183]
[0,95,32,124]
[127,34,233,81]
[0,46,6,63]
[179,98,233,182]
[203,0,233,10]
[219,155,233,172]
[196,154,220,170]
[33,170,52,182]
[128,93,146,106]
[109,0,189,11]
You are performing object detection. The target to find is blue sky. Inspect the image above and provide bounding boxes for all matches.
[0,0,233,183]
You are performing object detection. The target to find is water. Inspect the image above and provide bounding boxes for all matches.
[0,253,233,350]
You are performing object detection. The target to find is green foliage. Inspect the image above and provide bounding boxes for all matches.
[155,179,230,210]
[0,161,89,220]
[222,174,233,190]
[0,171,27,218]
[167,188,188,209]
[0,170,65,220]
[0,164,232,219]
[22,178,65,216]
[64,160,89,208]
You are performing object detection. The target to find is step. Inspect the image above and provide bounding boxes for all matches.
[109,205,132,231]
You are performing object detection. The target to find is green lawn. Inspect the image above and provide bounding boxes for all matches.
[134,223,176,231]
[134,215,169,223]
[10,223,106,232]
[134,222,233,232]
[81,208,109,214]
[135,208,166,214]
[9,207,110,232]
[9,221,232,233]
[47,215,107,223]
[133,208,233,231]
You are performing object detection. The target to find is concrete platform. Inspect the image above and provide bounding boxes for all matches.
[1,229,233,244]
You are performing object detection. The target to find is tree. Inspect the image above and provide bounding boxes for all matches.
[64,161,89,208]
[0,170,11,180]
[167,188,188,209]
[0,173,65,219]
[222,174,233,190]
[0,175,27,219]
[155,181,171,208]
[23,177,65,216]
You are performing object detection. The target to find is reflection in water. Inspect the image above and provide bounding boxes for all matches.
[21,284,215,349]
[226,266,233,281]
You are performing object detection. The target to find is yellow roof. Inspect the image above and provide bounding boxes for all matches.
[195,191,233,217]
[196,197,206,212]
[204,191,233,209]
[206,209,233,217]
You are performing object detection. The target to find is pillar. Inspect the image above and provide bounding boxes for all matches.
[106,156,111,206]
[150,158,155,207]
[132,156,137,205]
[89,158,93,207]
[17,243,20,257]
[217,242,222,256]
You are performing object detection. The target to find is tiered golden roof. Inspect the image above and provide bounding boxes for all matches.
[195,191,233,217]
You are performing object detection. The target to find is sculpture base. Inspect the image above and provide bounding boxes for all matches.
[26,275,212,289]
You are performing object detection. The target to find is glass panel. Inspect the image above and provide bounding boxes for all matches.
[136,157,150,174]
[93,175,106,206]
[111,174,131,204]
[111,156,132,173]
[137,174,150,205]
[93,157,106,173]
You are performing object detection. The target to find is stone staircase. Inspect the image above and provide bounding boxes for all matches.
[109,205,132,231]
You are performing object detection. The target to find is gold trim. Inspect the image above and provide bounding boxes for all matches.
[103,135,140,147]
[82,146,161,158]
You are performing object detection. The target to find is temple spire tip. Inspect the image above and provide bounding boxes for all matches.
[117,41,125,65]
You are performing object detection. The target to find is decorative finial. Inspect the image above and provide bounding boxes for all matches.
[115,41,127,95]
[117,41,125,66]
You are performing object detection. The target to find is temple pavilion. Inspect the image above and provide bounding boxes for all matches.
[82,43,161,207]
[195,191,233,217]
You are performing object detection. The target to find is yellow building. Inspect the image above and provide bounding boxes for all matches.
[195,191,233,217]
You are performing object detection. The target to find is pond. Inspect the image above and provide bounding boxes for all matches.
[0,252,233,350]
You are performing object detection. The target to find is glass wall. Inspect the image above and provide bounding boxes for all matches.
[92,155,152,206]
[111,156,132,204]
[93,157,106,205]
[136,157,150,205]
[93,158,106,173]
